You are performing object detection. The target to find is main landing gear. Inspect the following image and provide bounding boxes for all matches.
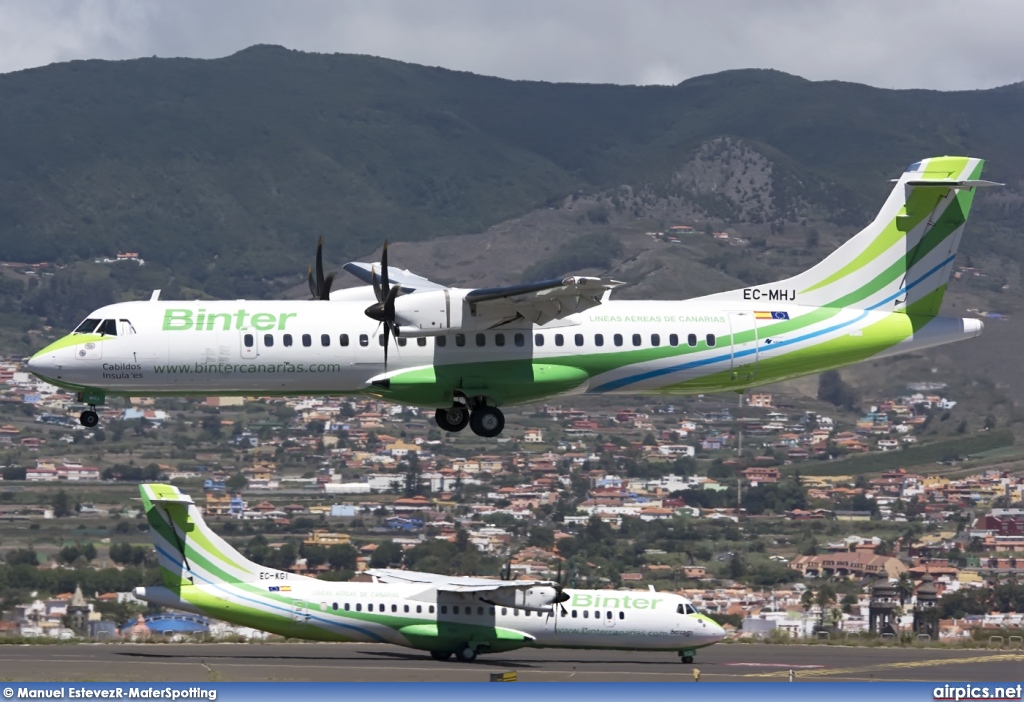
[435,400,504,438]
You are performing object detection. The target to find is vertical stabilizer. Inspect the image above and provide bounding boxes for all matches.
[697,157,996,313]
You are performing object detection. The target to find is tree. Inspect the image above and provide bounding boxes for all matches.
[226,472,248,491]
[51,489,72,518]
[817,370,858,410]
[840,592,858,614]
[369,540,404,568]
[326,544,358,571]
[896,572,914,606]
[527,526,555,550]
[402,452,423,497]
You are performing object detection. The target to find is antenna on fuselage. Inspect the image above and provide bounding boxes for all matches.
[150,290,161,301]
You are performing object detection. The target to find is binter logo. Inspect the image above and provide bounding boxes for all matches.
[571,593,663,610]
[163,309,297,332]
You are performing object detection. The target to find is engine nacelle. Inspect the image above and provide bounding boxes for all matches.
[393,290,465,336]
[478,585,562,613]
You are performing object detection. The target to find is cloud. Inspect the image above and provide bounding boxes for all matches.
[0,0,1021,90]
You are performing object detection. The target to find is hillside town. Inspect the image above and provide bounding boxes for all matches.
[1,356,1022,643]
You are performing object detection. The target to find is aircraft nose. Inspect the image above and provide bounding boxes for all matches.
[710,621,726,641]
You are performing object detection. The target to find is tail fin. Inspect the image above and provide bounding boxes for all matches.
[141,483,267,590]
[699,156,998,313]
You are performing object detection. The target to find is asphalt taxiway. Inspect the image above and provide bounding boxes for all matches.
[1,643,1022,682]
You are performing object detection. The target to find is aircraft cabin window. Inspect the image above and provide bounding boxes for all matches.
[321,334,330,347]
[632,333,642,347]
[283,334,293,347]
[501,608,508,615]
[594,611,600,619]
[706,333,716,347]
[475,333,485,347]
[614,334,623,347]
[535,333,544,346]
[514,333,525,347]
[344,603,350,611]
[74,318,101,334]
[379,334,386,347]
[455,334,466,347]
[436,336,446,347]
[441,606,448,614]
[118,319,136,336]
[687,333,697,347]
[302,334,312,347]
[397,337,407,347]
[340,334,349,347]
[244,334,254,347]
[575,334,584,346]
[453,606,460,615]
[404,605,409,613]
[555,334,564,347]
[571,610,578,618]
[583,611,589,619]
[651,333,661,346]
[606,611,612,620]
[669,333,679,347]
[417,605,423,613]
[391,604,397,612]
[332,602,337,610]
[417,337,427,347]
[495,333,505,347]
[359,334,368,347]
[514,609,519,617]
[619,611,625,620]
[356,603,362,612]
[595,333,604,347]
[429,605,435,613]
[98,319,118,336]
[264,334,274,347]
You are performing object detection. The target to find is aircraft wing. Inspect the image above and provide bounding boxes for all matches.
[365,568,554,592]
[342,262,447,293]
[465,276,623,327]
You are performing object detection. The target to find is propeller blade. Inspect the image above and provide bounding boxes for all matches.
[307,266,317,299]
[382,323,390,372]
[371,266,382,304]
[315,236,326,295]
[321,273,335,301]
[380,240,390,295]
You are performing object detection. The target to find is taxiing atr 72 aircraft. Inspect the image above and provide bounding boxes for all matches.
[28,156,994,435]
[134,483,726,663]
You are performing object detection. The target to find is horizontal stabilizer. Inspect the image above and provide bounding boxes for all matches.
[893,179,1003,188]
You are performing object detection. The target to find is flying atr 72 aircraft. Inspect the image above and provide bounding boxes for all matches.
[29,156,994,435]
[134,483,726,663]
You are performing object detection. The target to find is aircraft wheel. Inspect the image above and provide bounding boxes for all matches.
[681,655,694,664]
[430,650,452,661]
[455,645,478,663]
[435,406,469,432]
[80,410,99,428]
[469,407,504,438]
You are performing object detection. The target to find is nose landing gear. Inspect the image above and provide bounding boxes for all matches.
[79,409,99,428]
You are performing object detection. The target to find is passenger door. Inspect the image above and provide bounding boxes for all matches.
[728,312,759,383]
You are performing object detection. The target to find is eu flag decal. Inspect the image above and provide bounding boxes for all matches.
[268,586,280,592]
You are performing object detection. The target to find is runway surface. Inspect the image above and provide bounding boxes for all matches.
[1,643,1022,682]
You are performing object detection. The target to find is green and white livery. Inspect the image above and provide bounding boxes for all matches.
[135,483,725,663]
[29,157,993,435]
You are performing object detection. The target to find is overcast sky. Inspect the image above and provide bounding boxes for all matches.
[0,0,1020,90]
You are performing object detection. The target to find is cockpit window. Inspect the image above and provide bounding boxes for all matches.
[74,318,101,334]
[118,319,136,336]
[677,603,698,615]
[97,319,118,336]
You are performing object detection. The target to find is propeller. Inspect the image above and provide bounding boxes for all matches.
[554,559,570,616]
[363,240,401,370]
[502,555,512,582]
[306,237,335,301]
